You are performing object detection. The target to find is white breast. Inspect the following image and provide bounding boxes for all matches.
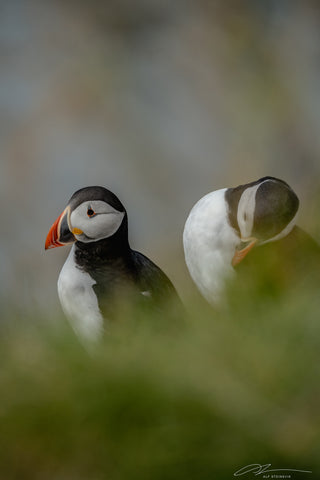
[183,189,239,305]
[57,245,104,341]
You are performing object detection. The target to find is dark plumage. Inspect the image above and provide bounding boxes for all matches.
[225,176,300,242]
[73,227,180,318]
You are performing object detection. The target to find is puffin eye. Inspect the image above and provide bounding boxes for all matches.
[87,207,95,217]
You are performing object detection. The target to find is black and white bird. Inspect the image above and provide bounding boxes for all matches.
[45,186,181,340]
[183,176,320,306]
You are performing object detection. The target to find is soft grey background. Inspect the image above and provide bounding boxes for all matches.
[1,0,320,313]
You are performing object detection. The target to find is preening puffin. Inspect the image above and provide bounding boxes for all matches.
[45,186,181,340]
[183,176,320,306]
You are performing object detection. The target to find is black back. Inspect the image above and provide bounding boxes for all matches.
[75,241,181,320]
[70,186,182,320]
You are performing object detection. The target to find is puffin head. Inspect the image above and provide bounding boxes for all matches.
[226,177,299,266]
[45,186,126,249]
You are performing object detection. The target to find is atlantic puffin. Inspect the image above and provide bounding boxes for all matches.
[183,176,320,306]
[45,186,181,340]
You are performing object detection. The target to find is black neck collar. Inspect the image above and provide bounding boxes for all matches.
[74,215,131,267]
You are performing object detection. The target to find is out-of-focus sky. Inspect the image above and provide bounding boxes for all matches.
[1,0,320,312]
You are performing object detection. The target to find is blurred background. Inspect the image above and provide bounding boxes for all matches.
[1,0,320,313]
[1,2,320,479]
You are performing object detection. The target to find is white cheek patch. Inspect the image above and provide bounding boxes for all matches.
[237,184,261,239]
[70,201,125,242]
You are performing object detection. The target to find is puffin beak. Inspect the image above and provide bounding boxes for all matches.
[45,206,75,250]
[232,237,258,267]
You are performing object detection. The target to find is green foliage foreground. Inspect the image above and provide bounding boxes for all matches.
[0,274,319,479]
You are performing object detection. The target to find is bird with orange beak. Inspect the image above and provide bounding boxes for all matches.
[183,177,303,305]
[46,186,181,340]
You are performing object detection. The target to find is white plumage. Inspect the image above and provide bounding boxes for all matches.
[58,245,104,341]
[183,189,238,305]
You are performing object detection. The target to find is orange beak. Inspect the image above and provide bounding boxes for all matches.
[45,206,75,250]
[232,238,258,267]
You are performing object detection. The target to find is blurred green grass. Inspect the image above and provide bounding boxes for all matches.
[0,267,319,479]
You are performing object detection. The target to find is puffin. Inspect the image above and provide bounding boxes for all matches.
[45,186,181,340]
[183,176,320,306]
